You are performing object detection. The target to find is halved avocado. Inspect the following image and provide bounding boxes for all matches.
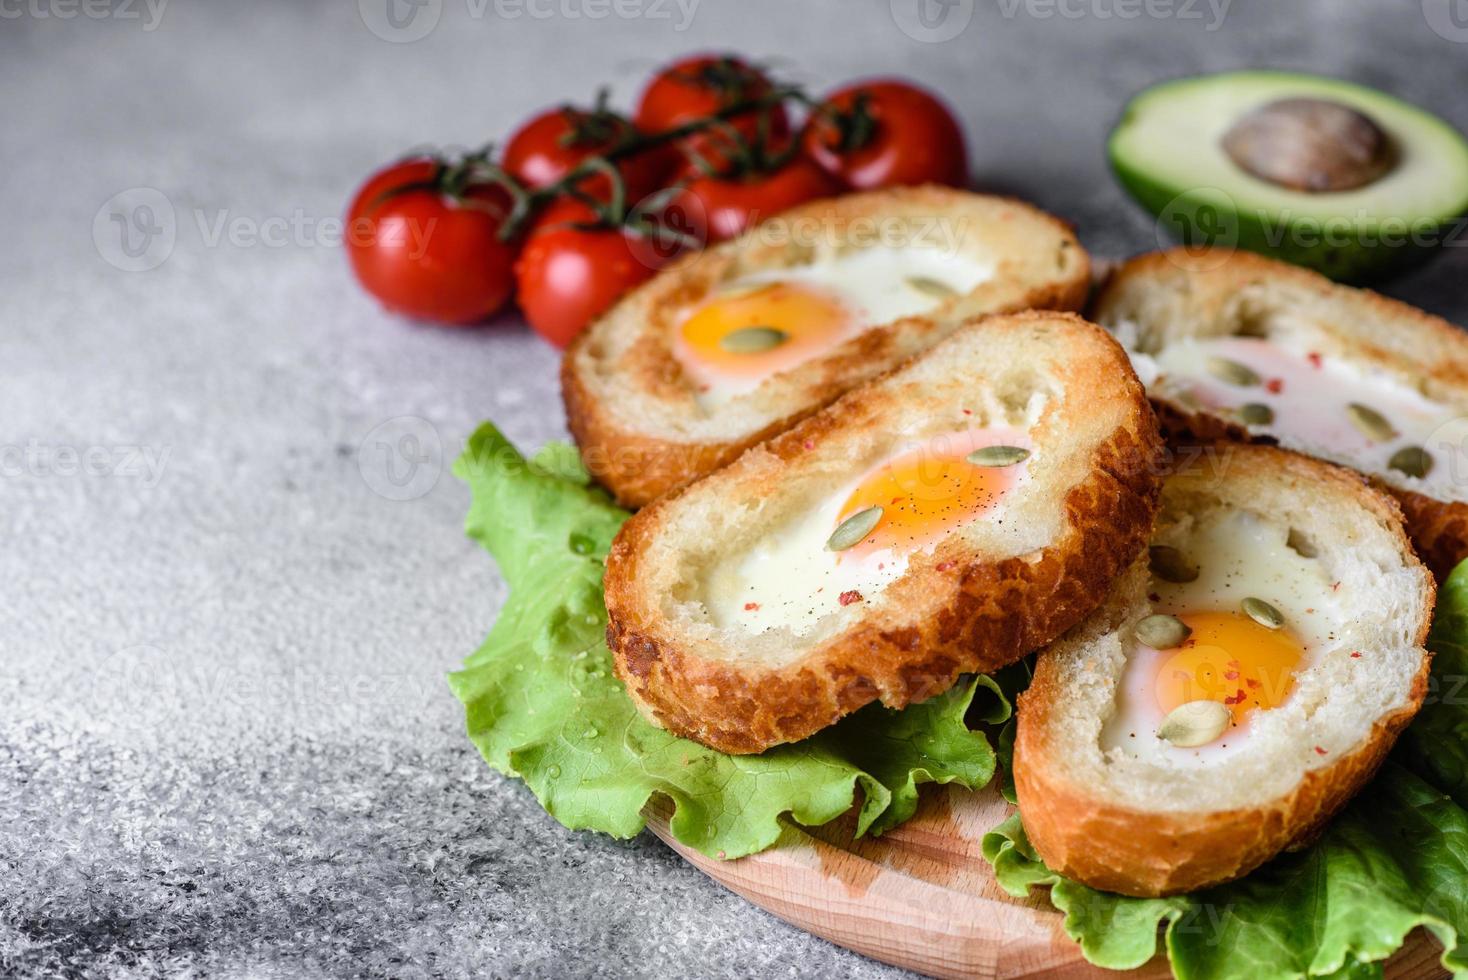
[1110,70,1468,281]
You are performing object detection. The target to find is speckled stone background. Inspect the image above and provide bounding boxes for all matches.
[4,1,1467,977]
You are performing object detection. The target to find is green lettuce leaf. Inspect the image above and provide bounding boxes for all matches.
[983,562,1468,979]
[448,423,1000,859]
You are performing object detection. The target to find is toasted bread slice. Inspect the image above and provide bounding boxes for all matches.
[604,311,1164,754]
[1014,444,1433,897]
[1092,247,1468,578]
[564,186,1090,507]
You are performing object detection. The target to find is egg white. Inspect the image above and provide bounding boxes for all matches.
[1100,509,1347,767]
[680,245,995,406]
[702,426,1028,637]
[1127,331,1462,498]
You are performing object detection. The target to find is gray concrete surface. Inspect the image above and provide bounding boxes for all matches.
[3,1,1467,977]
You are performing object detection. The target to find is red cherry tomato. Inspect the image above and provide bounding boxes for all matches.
[636,54,789,174]
[514,199,661,348]
[503,104,666,202]
[346,158,518,325]
[802,80,968,190]
[674,156,841,244]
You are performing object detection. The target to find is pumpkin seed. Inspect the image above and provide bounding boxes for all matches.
[1242,597,1285,630]
[1206,356,1260,387]
[1237,402,1274,426]
[1286,528,1318,559]
[826,505,883,552]
[1149,545,1200,583]
[966,445,1030,467]
[719,325,789,354]
[1158,700,1231,748]
[906,275,957,299]
[1135,614,1193,650]
[1389,445,1433,479]
[1345,402,1397,442]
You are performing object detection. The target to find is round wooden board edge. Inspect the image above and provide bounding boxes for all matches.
[640,797,1449,980]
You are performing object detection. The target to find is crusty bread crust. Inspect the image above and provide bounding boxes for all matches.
[1015,686,1427,896]
[1391,485,1468,584]
[1091,247,1468,580]
[605,312,1164,754]
[1014,445,1434,897]
[565,186,1091,508]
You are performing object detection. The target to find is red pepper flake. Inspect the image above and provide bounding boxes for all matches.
[962,409,973,416]
[1331,581,1341,591]
[936,561,954,572]
[1314,746,1328,756]
[1224,689,1247,705]
[1265,378,1284,394]
[1245,677,1260,689]
[839,590,864,606]
[803,440,814,450]
[1350,651,1362,659]
[1224,669,1240,680]
[1305,607,1314,614]
[1307,352,1323,369]
[890,496,903,505]
[743,602,760,611]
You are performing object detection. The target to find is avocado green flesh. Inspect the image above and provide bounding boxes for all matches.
[1110,71,1468,281]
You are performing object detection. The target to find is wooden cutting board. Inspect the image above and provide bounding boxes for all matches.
[644,783,1445,979]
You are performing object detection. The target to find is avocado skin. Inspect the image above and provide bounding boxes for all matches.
[1112,150,1456,283]
[1108,74,1468,284]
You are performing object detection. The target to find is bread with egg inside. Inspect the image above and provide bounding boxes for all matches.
[1092,247,1468,578]
[1013,444,1434,897]
[604,311,1164,754]
[564,185,1091,508]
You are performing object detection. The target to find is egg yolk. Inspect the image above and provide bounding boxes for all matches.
[679,282,852,379]
[834,444,1018,559]
[1154,611,1305,725]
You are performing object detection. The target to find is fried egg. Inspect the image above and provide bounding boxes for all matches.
[674,245,994,406]
[704,426,1030,635]
[1101,508,1345,767]
[1128,331,1459,495]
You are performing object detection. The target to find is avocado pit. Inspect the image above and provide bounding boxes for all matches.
[1221,97,1395,193]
